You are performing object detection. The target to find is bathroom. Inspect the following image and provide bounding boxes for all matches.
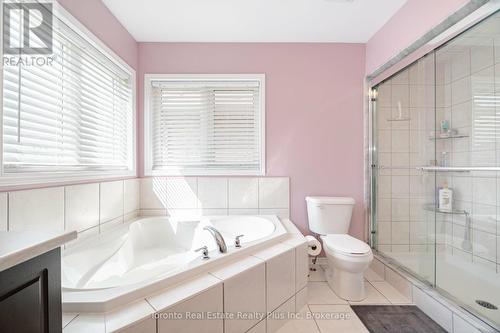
[0,0,500,332]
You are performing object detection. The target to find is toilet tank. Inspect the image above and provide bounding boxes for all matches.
[306,197,355,235]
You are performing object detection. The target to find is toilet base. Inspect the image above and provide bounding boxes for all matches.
[325,265,366,301]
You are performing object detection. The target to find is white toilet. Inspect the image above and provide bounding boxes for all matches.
[306,196,373,301]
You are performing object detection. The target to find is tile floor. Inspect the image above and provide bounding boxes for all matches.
[276,264,412,333]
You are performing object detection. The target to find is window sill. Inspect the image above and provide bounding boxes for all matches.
[0,169,137,190]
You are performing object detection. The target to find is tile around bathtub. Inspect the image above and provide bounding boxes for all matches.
[228,208,259,215]
[104,299,155,333]
[259,208,289,219]
[124,178,140,214]
[9,187,64,231]
[0,192,7,231]
[220,261,266,333]
[258,177,289,209]
[99,216,124,233]
[166,177,198,209]
[65,183,99,232]
[140,177,167,209]
[197,177,228,209]
[63,313,105,333]
[265,248,296,312]
[117,318,156,333]
[156,283,223,333]
[99,180,124,224]
[147,273,221,312]
[228,178,258,209]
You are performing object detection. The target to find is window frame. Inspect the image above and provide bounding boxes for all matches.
[144,73,266,176]
[0,2,137,187]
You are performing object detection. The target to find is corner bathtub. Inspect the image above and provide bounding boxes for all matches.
[62,215,287,312]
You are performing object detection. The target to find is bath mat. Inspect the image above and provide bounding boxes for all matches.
[351,305,447,333]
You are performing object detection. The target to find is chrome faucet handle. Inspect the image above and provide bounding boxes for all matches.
[195,246,209,259]
[235,235,244,248]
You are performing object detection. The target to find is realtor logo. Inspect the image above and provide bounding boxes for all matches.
[3,2,53,55]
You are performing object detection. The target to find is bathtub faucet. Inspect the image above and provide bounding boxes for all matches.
[203,226,228,253]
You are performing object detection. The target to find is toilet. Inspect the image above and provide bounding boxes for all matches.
[306,196,373,301]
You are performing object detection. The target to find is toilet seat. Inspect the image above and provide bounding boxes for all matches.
[322,234,371,256]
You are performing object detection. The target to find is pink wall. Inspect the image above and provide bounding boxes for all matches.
[56,0,138,69]
[138,43,367,239]
[365,0,468,75]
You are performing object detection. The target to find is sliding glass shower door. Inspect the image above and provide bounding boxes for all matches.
[433,12,500,327]
[371,10,500,328]
[372,54,437,286]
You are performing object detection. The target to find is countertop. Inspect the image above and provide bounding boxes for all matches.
[0,230,77,272]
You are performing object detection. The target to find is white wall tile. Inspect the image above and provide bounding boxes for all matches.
[294,243,309,291]
[140,177,166,210]
[124,178,140,214]
[222,263,266,333]
[258,208,289,219]
[197,178,227,209]
[473,230,496,262]
[166,177,198,209]
[266,249,295,312]
[228,178,258,209]
[65,183,99,232]
[157,284,223,333]
[0,193,7,231]
[259,178,289,209]
[228,208,259,215]
[412,286,453,332]
[100,181,124,224]
[392,222,409,245]
[9,187,64,231]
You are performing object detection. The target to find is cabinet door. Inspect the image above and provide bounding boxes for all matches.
[0,248,62,333]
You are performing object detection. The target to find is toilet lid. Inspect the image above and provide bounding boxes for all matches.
[322,234,371,255]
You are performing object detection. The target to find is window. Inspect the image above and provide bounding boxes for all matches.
[0,3,136,185]
[144,74,265,176]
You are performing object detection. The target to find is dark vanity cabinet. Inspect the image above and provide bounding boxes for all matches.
[0,248,62,333]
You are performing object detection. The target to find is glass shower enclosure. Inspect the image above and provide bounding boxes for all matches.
[370,11,500,329]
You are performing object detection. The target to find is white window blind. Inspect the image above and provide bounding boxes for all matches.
[149,79,263,174]
[2,9,134,174]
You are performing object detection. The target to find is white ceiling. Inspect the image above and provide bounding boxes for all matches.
[102,0,407,43]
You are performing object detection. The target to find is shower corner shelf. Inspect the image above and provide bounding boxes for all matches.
[423,204,468,215]
[429,133,469,140]
[386,118,411,122]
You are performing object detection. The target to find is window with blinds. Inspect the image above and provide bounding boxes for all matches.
[146,77,264,175]
[2,6,134,176]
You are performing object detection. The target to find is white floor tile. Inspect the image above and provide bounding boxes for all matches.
[364,268,384,282]
[370,281,412,304]
[275,308,319,333]
[307,282,347,305]
[308,304,369,333]
[308,266,326,282]
[348,282,390,305]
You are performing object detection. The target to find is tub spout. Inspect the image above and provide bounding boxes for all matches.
[203,226,227,253]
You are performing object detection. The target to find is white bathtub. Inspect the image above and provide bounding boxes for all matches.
[62,215,287,312]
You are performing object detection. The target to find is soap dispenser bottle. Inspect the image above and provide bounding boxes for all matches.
[439,181,453,212]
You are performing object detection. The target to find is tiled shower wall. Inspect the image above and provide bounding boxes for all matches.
[375,17,500,274]
[376,54,435,255]
[434,25,500,274]
[0,177,289,241]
